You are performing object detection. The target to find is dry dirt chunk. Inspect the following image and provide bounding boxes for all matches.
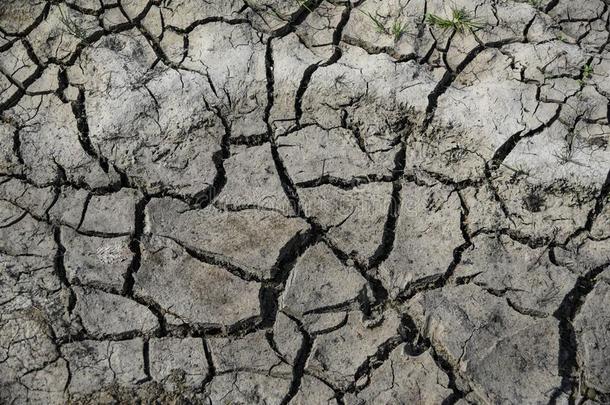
[145,197,309,279]
[160,0,244,31]
[410,48,559,183]
[574,281,610,398]
[0,205,55,256]
[306,311,401,390]
[184,22,267,138]
[79,189,142,235]
[280,242,367,316]
[301,311,349,336]
[465,174,597,242]
[149,337,209,390]
[299,182,393,262]
[61,227,131,289]
[242,0,302,33]
[0,208,68,334]
[208,330,288,375]
[468,1,536,44]
[494,175,597,242]
[555,195,610,271]
[504,40,586,83]
[272,311,303,366]
[266,3,345,129]
[215,144,291,214]
[300,44,434,130]
[290,375,339,405]
[459,182,508,234]
[548,0,606,24]
[0,253,59,315]
[135,236,260,326]
[70,30,156,92]
[407,284,562,404]
[278,126,397,185]
[602,269,610,285]
[456,234,577,316]
[62,338,147,397]
[47,187,89,228]
[0,177,56,218]
[27,64,60,94]
[487,41,610,186]
[15,358,69,405]
[592,50,610,96]
[72,286,157,337]
[81,41,225,196]
[0,35,38,83]
[377,182,463,299]
[343,0,430,62]
[292,1,344,57]
[27,4,98,63]
[0,124,22,173]
[349,345,453,404]
[0,314,62,400]
[0,199,28,230]
[0,0,47,34]
[119,0,157,21]
[49,188,141,235]
[204,372,291,405]
[13,95,119,188]
[591,200,610,239]
[503,95,610,187]
[270,33,324,131]
[555,236,610,275]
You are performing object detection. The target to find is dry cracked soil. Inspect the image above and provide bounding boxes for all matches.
[1,0,610,404]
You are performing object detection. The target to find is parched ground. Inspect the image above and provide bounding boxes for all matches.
[1,0,610,403]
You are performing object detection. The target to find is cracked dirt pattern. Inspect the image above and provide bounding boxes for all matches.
[1,0,610,404]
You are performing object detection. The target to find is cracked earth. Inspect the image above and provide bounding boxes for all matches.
[1,0,610,403]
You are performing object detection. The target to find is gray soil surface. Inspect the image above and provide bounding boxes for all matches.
[1,0,610,404]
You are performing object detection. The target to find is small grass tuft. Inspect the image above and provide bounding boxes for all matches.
[553,132,587,166]
[295,0,313,13]
[357,9,409,41]
[361,10,388,34]
[391,19,408,41]
[425,13,454,31]
[583,63,594,80]
[554,143,576,165]
[578,63,594,85]
[57,5,88,39]
[426,7,483,34]
[557,32,566,41]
